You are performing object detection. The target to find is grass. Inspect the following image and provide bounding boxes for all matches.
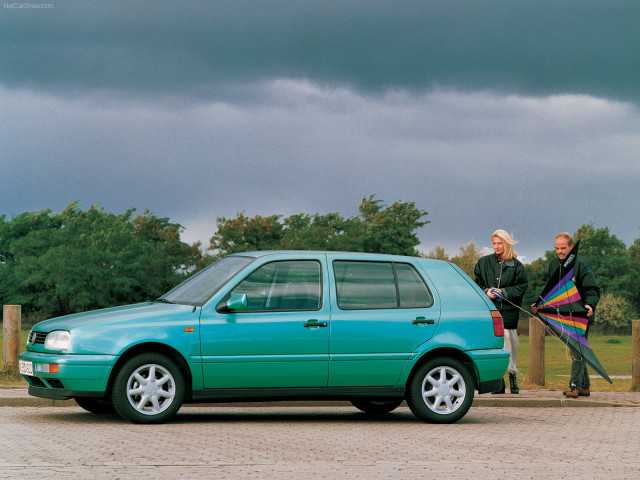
[508,334,633,392]
[0,330,636,391]
[0,330,30,384]
[0,362,24,384]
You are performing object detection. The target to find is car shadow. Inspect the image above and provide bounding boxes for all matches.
[29,405,510,425]
[172,408,421,424]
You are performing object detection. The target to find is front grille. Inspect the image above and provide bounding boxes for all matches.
[28,331,47,345]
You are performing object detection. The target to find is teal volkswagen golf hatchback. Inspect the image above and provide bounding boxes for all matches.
[20,251,508,424]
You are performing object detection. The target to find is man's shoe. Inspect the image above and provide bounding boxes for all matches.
[493,379,506,394]
[509,373,519,394]
[565,388,579,399]
[563,385,577,396]
[578,388,590,397]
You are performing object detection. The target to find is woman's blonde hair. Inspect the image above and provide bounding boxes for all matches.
[492,229,517,260]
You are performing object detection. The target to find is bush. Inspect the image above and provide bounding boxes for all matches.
[594,293,637,334]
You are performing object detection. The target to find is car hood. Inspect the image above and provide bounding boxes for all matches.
[33,302,193,332]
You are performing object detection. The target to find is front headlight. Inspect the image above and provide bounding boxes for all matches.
[44,330,71,350]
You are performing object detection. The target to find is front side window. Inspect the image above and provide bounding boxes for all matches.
[334,261,432,310]
[229,260,321,311]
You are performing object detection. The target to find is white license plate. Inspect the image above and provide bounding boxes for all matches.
[19,360,33,376]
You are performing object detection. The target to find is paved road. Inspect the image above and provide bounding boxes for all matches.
[1,405,639,479]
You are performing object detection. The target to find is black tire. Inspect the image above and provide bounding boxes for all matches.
[74,396,116,414]
[351,399,403,415]
[111,353,185,424]
[406,357,474,424]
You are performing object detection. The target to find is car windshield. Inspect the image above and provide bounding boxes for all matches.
[158,255,255,306]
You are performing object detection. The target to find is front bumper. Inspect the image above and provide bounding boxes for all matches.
[27,385,106,400]
[19,351,116,399]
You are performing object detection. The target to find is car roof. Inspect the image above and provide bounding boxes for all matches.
[228,250,447,265]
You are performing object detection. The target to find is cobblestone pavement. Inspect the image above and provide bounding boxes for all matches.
[1,405,639,479]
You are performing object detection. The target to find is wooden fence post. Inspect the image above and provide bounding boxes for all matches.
[632,320,640,391]
[529,316,545,386]
[3,305,22,365]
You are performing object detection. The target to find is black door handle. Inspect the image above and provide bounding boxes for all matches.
[304,321,328,328]
[412,317,435,325]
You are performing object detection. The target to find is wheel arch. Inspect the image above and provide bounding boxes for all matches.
[106,342,194,401]
[406,347,478,390]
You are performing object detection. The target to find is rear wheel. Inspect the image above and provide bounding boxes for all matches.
[407,357,474,424]
[351,399,403,415]
[74,396,115,414]
[111,353,184,424]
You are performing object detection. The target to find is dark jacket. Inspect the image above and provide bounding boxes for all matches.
[474,253,528,329]
[547,254,600,325]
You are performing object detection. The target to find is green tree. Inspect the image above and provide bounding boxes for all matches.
[132,210,206,278]
[281,213,363,251]
[628,236,640,310]
[450,241,482,277]
[575,223,639,302]
[0,209,65,312]
[209,213,284,257]
[423,241,482,277]
[523,254,552,309]
[595,293,637,333]
[357,195,429,256]
[208,195,429,257]
[424,245,449,261]
[0,203,204,317]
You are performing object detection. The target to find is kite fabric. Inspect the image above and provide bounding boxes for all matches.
[534,241,612,384]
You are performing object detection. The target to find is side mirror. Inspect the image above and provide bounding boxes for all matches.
[226,293,248,311]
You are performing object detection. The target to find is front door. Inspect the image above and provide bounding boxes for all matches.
[199,257,330,388]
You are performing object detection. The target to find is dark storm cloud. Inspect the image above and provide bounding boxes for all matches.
[2,1,640,263]
[3,82,638,261]
[2,0,640,102]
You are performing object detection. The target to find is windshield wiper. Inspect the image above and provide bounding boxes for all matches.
[154,298,174,304]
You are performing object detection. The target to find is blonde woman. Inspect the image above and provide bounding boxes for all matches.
[474,230,528,393]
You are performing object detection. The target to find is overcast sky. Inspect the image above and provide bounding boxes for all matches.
[2,1,639,263]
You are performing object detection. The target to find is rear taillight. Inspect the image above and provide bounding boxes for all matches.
[491,311,504,337]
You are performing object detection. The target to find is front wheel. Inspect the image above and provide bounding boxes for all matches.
[406,357,474,424]
[111,353,185,424]
[351,399,403,415]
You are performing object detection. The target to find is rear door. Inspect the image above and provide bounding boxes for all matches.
[327,256,441,386]
[199,254,330,388]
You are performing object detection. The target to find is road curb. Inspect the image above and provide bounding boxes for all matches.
[472,397,629,408]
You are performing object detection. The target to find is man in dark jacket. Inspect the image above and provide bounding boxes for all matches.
[536,233,600,398]
[474,230,528,393]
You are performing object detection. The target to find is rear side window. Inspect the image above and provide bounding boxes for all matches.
[333,261,396,309]
[229,260,321,311]
[333,261,432,310]
[395,263,432,308]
